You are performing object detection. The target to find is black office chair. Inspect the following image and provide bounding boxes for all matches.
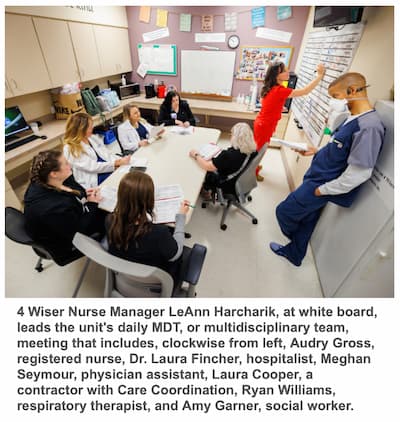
[202,144,268,230]
[73,233,207,298]
[5,207,91,297]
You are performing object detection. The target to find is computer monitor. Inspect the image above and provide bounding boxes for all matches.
[5,106,30,139]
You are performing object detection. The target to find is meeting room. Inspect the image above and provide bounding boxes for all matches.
[4,5,394,299]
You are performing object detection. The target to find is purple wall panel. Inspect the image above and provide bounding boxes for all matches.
[126,6,309,98]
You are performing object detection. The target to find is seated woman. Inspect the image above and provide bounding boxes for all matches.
[118,104,164,152]
[189,122,257,198]
[107,171,190,289]
[63,112,131,189]
[158,90,196,127]
[24,150,106,263]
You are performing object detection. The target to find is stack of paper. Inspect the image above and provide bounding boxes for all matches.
[99,186,118,213]
[154,184,184,224]
[148,124,165,143]
[198,142,221,160]
[170,126,194,135]
[130,157,148,167]
[270,137,309,152]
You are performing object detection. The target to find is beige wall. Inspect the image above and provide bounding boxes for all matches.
[5,6,128,27]
[282,6,394,190]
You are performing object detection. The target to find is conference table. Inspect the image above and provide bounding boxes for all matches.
[98,126,221,224]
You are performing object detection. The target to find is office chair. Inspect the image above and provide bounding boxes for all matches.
[202,144,268,230]
[5,207,90,297]
[72,232,207,298]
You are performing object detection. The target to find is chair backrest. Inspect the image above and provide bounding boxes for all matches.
[72,232,174,298]
[5,207,34,245]
[235,144,268,203]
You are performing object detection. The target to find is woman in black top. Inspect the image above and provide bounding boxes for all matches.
[108,171,190,286]
[158,91,196,127]
[24,150,106,262]
[189,122,257,197]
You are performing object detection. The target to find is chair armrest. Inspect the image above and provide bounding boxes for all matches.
[183,244,207,286]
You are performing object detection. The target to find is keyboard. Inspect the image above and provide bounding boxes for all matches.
[5,134,40,152]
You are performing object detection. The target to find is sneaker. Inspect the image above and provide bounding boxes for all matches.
[269,242,301,267]
[256,174,264,182]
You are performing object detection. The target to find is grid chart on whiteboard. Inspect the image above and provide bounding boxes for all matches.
[291,23,364,145]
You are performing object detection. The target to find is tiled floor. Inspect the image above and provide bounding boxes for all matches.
[5,142,322,298]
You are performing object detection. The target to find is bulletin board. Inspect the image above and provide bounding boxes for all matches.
[137,44,177,75]
[291,23,365,146]
[236,45,293,81]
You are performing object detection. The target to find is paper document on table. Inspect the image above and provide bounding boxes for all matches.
[115,165,131,175]
[130,157,148,167]
[154,198,181,224]
[198,143,221,160]
[170,126,194,135]
[271,137,308,152]
[99,186,118,212]
[155,184,183,201]
[148,124,165,143]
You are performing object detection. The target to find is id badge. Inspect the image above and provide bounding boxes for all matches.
[170,112,177,119]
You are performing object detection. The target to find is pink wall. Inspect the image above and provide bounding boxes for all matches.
[126,6,310,97]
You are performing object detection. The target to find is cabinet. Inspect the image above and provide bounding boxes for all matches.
[33,17,80,87]
[68,22,102,82]
[93,26,132,76]
[5,14,52,96]
[5,79,14,98]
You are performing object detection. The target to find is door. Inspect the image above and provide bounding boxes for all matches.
[68,22,102,82]
[33,17,80,87]
[5,13,52,96]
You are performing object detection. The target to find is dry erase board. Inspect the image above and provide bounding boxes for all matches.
[137,44,177,75]
[181,50,236,97]
[291,23,364,145]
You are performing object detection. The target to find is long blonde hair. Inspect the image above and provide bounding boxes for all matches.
[63,112,92,158]
[231,123,256,155]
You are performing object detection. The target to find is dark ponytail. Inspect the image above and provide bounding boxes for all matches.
[260,62,286,98]
[30,150,80,196]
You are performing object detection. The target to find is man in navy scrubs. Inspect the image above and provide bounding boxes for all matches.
[270,72,385,267]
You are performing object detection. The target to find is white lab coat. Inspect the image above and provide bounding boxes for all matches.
[63,134,118,189]
[117,119,153,151]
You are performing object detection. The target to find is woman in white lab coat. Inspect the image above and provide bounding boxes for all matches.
[63,112,131,189]
[117,104,155,152]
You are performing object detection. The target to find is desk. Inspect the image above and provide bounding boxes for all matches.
[5,93,287,207]
[99,126,221,223]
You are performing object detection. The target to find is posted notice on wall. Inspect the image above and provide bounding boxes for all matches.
[2,299,399,421]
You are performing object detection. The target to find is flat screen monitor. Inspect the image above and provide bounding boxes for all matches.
[5,106,30,138]
[314,7,364,28]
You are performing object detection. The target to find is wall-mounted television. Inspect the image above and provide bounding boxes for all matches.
[314,7,364,28]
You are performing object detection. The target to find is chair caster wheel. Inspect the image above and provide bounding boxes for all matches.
[201,203,207,208]
[220,224,227,231]
[247,195,252,202]
[252,218,258,225]
[35,265,44,273]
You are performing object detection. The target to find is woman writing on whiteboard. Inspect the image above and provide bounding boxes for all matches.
[158,91,196,127]
[254,62,325,181]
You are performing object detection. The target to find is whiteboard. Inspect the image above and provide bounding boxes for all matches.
[181,50,236,96]
[137,44,177,75]
[291,23,364,145]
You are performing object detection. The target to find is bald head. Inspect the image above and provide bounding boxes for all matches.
[329,72,367,91]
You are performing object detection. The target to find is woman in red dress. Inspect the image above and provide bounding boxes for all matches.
[254,62,325,181]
